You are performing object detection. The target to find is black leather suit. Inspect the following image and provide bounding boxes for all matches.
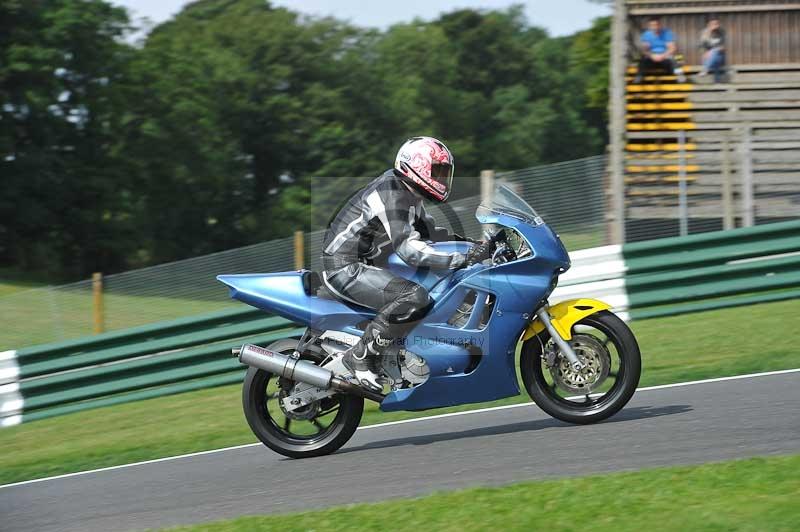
[321,170,468,351]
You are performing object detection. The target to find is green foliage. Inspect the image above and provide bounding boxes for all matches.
[570,16,612,134]
[1,0,612,278]
[1,0,134,277]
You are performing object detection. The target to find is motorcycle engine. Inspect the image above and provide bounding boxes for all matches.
[319,330,430,390]
[381,347,430,389]
[399,350,430,382]
[447,295,476,328]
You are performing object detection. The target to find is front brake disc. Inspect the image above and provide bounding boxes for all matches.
[550,334,611,394]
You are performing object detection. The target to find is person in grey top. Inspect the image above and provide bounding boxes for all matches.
[699,14,726,82]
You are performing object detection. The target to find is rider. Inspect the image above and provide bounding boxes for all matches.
[321,136,493,391]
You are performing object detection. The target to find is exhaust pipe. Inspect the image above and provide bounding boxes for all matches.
[234,344,385,403]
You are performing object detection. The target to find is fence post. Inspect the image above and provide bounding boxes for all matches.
[608,0,628,245]
[740,125,755,227]
[480,169,495,205]
[480,170,495,236]
[721,132,735,230]
[678,129,689,237]
[92,272,104,334]
[293,230,305,270]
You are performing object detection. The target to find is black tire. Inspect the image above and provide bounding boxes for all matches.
[242,339,364,458]
[520,310,641,425]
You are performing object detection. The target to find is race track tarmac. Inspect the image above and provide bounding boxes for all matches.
[2,370,799,532]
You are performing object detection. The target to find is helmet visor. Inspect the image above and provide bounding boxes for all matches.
[430,162,453,181]
[429,163,453,199]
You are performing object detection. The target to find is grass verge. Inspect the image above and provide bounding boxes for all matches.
[170,456,800,532]
[2,299,799,485]
[163,454,800,531]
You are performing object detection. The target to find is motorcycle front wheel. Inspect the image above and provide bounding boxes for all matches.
[520,310,641,424]
[242,339,364,458]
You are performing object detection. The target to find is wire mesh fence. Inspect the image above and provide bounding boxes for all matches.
[3,151,797,350]
[499,155,608,251]
[0,280,95,350]
[0,237,295,349]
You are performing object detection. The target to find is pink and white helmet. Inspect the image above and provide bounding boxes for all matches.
[394,136,454,202]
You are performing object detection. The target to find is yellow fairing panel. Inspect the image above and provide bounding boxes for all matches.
[522,299,611,341]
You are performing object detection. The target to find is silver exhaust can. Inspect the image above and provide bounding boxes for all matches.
[238,344,333,389]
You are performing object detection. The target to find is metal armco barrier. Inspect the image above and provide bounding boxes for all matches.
[553,219,800,320]
[623,219,800,319]
[1,307,302,427]
[2,221,798,427]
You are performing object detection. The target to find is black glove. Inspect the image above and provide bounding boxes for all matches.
[464,241,495,266]
[452,233,477,244]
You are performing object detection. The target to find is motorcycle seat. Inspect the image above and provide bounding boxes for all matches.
[301,270,373,311]
[301,270,323,295]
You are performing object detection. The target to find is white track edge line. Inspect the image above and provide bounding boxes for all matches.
[2,366,799,490]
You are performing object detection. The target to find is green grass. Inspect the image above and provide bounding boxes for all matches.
[0,263,244,349]
[0,268,48,297]
[163,454,800,532]
[1,299,799,486]
[0,287,237,350]
[0,281,40,298]
[559,229,606,251]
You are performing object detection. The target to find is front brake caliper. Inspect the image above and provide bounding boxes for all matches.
[541,342,559,368]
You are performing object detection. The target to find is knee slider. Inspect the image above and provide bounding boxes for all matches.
[382,280,432,324]
[402,283,432,309]
[397,284,432,322]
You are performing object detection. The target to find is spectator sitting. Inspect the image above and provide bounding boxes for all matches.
[698,14,726,82]
[634,16,687,84]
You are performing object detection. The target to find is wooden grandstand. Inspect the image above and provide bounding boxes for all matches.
[608,1,800,242]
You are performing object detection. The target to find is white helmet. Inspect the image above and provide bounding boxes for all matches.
[394,136,454,202]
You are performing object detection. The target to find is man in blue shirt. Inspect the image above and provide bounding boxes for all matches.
[634,16,686,84]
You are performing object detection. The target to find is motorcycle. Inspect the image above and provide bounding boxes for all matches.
[217,184,641,458]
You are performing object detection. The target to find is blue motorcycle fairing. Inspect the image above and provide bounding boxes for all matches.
[218,210,572,412]
[216,273,374,334]
[217,241,473,333]
[476,209,571,275]
[380,299,523,411]
[382,211,571,411]
[215,269,489,380]
[385,241,473,291]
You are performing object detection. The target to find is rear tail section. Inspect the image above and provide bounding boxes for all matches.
[216,271,374,330]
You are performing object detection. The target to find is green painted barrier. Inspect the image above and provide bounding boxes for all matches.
[16,306,262,369]
[21,372,248,422]
[1,305,303,427]
[623,220,800,319]
[19,313,289,379]
[624,220,800,273]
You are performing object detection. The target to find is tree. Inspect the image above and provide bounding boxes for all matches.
[120,0,374,260]
[1,1,612,279]
[0,0,134,277]
[570,16,612,139]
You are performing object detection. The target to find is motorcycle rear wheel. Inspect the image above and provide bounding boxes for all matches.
[520,310,641,424]
[242,339,364,458]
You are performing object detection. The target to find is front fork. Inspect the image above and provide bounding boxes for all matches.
[534,304,585,371]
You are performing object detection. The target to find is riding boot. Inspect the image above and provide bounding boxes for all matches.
[342,321,393,392]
